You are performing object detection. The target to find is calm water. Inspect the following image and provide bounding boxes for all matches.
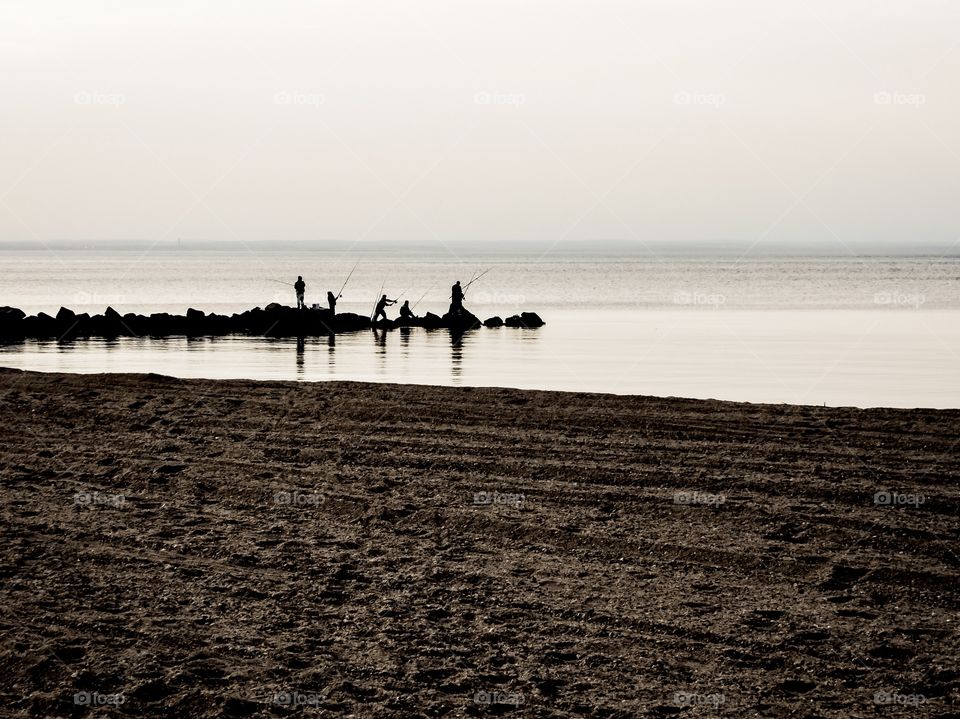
[1,251,958,408]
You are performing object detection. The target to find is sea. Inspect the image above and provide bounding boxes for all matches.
[1,249,958,409]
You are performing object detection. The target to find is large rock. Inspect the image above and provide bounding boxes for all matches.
[96,306,127,336]
[505,311,545,328]
[55,306,76,323]
[330,312,372,332]
[420,312,444,329]
[0,306,25,320]
[520,311,545,327]
[184,307,207,336]
[22,313,56,337]
[483,316,503,328]
[0,306,25,338]
[54,307,89,338]
[441,309,481,332]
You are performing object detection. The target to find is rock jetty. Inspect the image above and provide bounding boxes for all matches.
[0,305,545,340]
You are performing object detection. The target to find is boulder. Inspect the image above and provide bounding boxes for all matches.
[55,306,76,323]
[97,306,126,336]
[22,313,56,337]
[0,306,25,338]
[55,308,89,337]
[184,307,207,336]
[441,309,481,332]
[331,312,373,332]
[520,311,545,327]
[420,312,444,329]
[0,306,26,320]
[483,316,503,328]
[505,312,545,328]
[87,314,111,336]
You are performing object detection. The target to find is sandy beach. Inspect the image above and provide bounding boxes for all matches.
[0,368,957,717]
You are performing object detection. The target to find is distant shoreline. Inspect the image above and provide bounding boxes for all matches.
[2,240,959,256]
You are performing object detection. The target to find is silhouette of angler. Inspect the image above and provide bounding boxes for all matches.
[327,290,340,313]
[294,276,306,309]
[399,300,416,319]
[450,280,464,315]
[374,294,397,322]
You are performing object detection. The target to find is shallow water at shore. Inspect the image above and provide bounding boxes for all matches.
[2,308,957,408]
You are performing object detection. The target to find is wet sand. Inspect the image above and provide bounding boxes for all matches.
[0,368,957,717]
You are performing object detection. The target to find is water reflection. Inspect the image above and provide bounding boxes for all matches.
[296,336,305,378]
[372,328,387,375]
[450,330,464,382]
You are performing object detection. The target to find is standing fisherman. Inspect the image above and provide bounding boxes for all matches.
[294,276,306,309]
[450,280,464,315]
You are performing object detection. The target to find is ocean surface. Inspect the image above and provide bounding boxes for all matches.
[1,250,958,408]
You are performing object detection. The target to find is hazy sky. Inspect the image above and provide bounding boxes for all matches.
[1,1,958,250]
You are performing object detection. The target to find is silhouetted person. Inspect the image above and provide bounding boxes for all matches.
[327,291,340,313]
[374,294,396,322]
[294,276,306,309]
[399,300,416,319]
[450,280,464,315]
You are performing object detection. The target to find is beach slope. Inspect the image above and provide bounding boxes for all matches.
[0,369,957,717]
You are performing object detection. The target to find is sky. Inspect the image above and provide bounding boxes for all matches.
[1,1,958,252]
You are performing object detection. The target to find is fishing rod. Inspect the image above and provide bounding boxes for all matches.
[269,279,295,287]
[370,279,385,320]
[335,260,359,298]
[463,268,492,291]
[448,268,492,298]
[411,286,432,310]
